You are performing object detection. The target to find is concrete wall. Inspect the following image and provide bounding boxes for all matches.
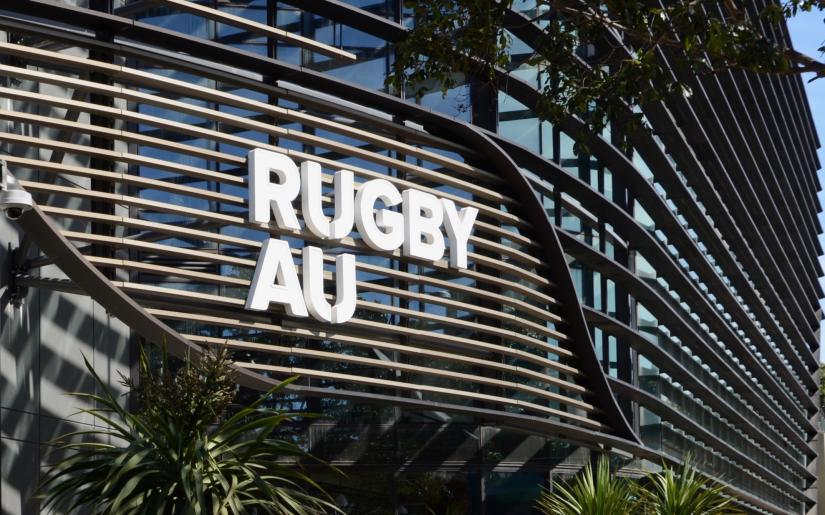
[0,41,132,513]
[0,213,131,514]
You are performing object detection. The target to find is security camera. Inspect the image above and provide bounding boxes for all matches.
[0,160,33,220]
[4,204,32,220]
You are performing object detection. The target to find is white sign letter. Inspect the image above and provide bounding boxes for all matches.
[245,238,308,317]
[302,247,357,324]
[301,161,354,240]
[441,199,478,269]
[403,189,445,262]
[355,179,404,252]
[248,149,301,230]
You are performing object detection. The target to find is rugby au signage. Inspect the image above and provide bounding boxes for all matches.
[244,149,478,324]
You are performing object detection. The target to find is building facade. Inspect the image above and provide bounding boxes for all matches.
[0,1,821,514]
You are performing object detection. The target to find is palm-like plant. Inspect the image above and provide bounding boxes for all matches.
[536,456,639,515]
[38,346,341,515]
[638,458,743,515]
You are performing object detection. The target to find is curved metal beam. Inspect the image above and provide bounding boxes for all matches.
[11,203,282,393]
[12,198,643,447]
[441,125,641,445]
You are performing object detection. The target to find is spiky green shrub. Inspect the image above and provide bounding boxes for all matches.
[638,458,743,515]
[536,455,639,515]
[38,347,341,515]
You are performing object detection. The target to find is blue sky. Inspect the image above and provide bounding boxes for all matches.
[787,11,824,360]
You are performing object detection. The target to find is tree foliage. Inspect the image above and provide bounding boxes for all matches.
[389,0,824,134]
[38,347,341,515]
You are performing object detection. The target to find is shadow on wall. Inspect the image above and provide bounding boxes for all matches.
[0,216,131,515]
[0,216,12,310]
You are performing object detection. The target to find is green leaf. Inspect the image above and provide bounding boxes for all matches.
[38,346,342,514]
